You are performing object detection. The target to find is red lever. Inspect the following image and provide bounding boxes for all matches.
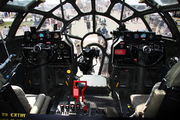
[73,80,87,102]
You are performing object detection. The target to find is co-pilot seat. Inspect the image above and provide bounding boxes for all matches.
[130,61,180,118]
[0,74,51,114]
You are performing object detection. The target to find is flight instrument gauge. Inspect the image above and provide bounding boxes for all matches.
[59,43,64,49]
[134,33,139,39]
[26,36,31,41]
[46,33,51,39]
[54,33,59,39]
[32,33,37,40]
[148,34,155,40]
[140,33,146,41]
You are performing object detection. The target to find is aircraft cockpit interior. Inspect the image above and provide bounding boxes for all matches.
[0,0,180,119]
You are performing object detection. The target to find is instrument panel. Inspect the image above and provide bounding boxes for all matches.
[113,31,164,65]
[123,31,156,42]
[25,31,61,42]
[23,30,73,64]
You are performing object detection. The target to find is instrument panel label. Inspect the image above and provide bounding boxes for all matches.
[115,49,126,55]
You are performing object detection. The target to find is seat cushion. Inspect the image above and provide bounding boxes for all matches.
[130,94,149,109]
[26,94,39,107]
[30,94,46,114]
[40,96,51,114]
[11,85,32,113]
[130,94,149,115]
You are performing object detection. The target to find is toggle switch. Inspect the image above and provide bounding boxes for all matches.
[83,105,88,113]
[60,103,64,112]
[76,104,80,110]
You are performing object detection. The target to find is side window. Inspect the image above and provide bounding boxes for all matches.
[0,12,14,38]
[144,13,172,37]
[15,13,43,36]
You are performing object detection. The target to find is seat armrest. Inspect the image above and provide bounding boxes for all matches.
[30,94,45,114]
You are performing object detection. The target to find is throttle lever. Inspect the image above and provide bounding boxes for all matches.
[73,80,87,102]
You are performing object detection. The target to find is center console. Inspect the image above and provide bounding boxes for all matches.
[50,75,119,117]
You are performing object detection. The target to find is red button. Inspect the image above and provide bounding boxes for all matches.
[83,106,88,112]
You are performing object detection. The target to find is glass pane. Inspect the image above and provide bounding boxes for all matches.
[15,13,43,36]
[0,19,13,38]
[110,3,121,20]
[7,0,33,6]
[40,18,64,31]
[95,0,111,13]
[154,0,178,5]
[83,34,103,47]
[144,13,172,37]
[110,3,134,20]
[67,15,93,37]
[125,0,151,11]
[53,7,63,18]
[76,0,92,13]
[53,3,78,20]
[125,17,147,31]
[35,2,59,12]
[96,15,118,38]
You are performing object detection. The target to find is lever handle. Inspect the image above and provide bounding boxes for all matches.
[73,80,87,102]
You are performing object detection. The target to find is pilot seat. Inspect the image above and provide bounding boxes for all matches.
[0,74,51,114]
[130,61,180,118]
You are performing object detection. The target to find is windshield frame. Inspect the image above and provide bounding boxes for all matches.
[0,0,180,43]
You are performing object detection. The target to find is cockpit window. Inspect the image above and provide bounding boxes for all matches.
[125,17,147,31]
[96,15,118,37]
[0,16,13,38]
[125,0,151,11]
[7,0,33,6]
[34,0,63,12]
[154,0,178,6]
[76,0,92,13]
[95,0,111,13]
[40,18,64,31]
[53,3,78,20]
[144,13,172,37]
[110,3,134,20]
[15,13,43,36]
[35,3,58,12]
[67,15,93,37]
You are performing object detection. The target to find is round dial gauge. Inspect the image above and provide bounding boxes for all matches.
[149,34,155,40]
[54,43,58,49]
[26,36,31,41]
[46,33,51,39]
[59,43,64,49]
[54,33,59,39]
[57,49,61,54]
[63,49,68,54]
[32,34,37,39]
[134,33,139,39]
